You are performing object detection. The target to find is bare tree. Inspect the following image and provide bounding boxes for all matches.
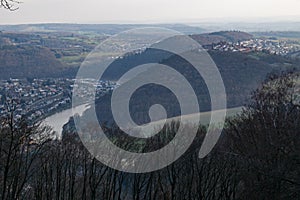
[0,100,53,200]
[226,72,300,199]
[0,0,20,10]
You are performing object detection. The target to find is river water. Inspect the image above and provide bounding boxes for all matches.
[42,103,243,140]
[42,104,91,139]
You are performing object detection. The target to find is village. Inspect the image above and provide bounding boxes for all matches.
[0,78,117,122]
[211,38,300,55]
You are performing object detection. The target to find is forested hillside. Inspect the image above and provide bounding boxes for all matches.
[0,45,75,79]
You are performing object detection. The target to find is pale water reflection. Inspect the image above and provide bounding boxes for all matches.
[42,104,91,139]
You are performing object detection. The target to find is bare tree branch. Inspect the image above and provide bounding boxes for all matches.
[1,0,21,11]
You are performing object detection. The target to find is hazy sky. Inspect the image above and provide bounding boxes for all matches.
[1,0,300,24]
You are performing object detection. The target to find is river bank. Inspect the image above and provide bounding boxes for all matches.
[42,103,91,139]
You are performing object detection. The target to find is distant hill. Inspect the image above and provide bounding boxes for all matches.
[191,31,253,46]
[252,31,300,39]
[93,48,299,126]
[0,45,74,79]
[0,23,206,35]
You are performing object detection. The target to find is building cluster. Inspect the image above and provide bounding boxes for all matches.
[71,79,117,104]
[0,78,73,121]
[0,78,116,122]
[212,39,300,56]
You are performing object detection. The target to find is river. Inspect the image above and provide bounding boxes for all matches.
[42,104,91,139]
[42,104,242,139]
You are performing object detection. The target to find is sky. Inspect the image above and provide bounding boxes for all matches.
[0,0,300,24]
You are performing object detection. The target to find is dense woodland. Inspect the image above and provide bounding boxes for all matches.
[95,48,299,125]
[0,73,299,200]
